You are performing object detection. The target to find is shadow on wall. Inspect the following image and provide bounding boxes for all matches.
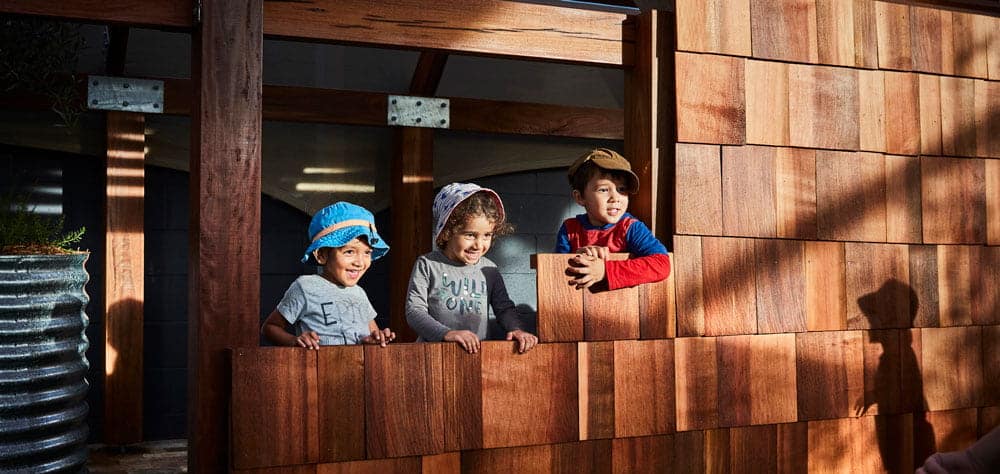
[857,279,935,472]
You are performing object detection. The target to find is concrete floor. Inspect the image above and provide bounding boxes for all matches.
[87,440,188,473]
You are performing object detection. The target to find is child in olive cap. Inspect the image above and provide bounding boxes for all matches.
[556,148,671,290]
[261,202,395,348]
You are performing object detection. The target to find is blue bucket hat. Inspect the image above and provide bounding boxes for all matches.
[302,202,389,264]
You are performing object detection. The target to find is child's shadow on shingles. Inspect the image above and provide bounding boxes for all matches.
[856,278,935,473]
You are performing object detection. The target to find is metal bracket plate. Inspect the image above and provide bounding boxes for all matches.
[387,95,450,129]
[87,76,164,114]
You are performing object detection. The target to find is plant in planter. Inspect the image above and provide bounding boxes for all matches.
[0,187,91,472]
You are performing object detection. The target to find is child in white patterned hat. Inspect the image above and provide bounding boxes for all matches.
[261,202,395,348]
[405,183,538,354]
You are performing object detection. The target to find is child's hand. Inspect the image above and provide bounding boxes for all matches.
[567,254,607,289]
[506,329,538,353]
[361,328,396,347]
[577,246,609,260]
[444,330,480,354]
[296,331,321,350]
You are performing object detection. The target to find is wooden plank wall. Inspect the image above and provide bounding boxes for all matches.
[228,1,998,472]
[671,0,1000,471]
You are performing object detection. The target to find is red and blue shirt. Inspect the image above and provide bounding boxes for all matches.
[555,213,671,290]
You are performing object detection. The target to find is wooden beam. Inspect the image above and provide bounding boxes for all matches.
[0,0,191,28]
[623,10,658,231]
[410,52,449,96]
[262,0,629,66]
[3,1,629,66]
[188,0,262,471]
[104,110,144,445]
[0,77,624,140]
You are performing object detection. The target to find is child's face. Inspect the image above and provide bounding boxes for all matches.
[573,173,630,227]
[443,214,494,265]
[314,237,373,287]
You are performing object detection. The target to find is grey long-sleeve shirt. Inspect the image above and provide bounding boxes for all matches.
[405,250,523,342]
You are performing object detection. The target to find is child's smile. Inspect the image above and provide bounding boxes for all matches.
[317,237,373,287]
[574,174,630,227]
[443,215,494,265]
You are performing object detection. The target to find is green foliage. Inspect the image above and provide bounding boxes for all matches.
[0,187,85,254]
[0,16,85,128]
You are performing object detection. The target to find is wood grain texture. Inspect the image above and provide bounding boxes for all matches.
[807,417,885,473]
[971,246,999,326]
[441,344,482,451]
[578,342,615,440]
[921,157,986,244]
[885,154,922,243]
[675,0,751,56]
[718,334,797,427]
[940,77,978,157]
[673,236,706,337]
[858,70,886,152]
[675,143,723,235]
[674,337,719,431]
[365,344,444,458]
[845,243,910,330]
[238,466,318,474]
[852,0,879,68]
[805,241,847,331]
[937,245,974,327]
[462,440,611,474]
[421,453,460,474]
[730,425,777,472]
[672,431,706,474]
[614,340,675,437]
[982,406,1000,438]
[231,348,318,469]
[534,254,584,342]
[983,326,1000,407]
[104,110,144,445]
[815,0,856,67]
[624,9,657,231]
[884,71,921,156]
[611,435,673,474]
[875,1,912,70]
[0,0,191,27]
[816,151,887,242]
[974,79,1000,158]
[862,330,903,416]
[796,331,864,420]
[189,1,263,470]
[750,0,818,63]
[584,282,640,341]
[676,52,746,145]
[702,237,757,336]
[775,147,817,239]
[481,342,578,448]
[391,127,432,342]
[722,145,776,237]
[639,258,676,339]
[551,440,613,474]
[952,12,989,79]
[910,6,949,74]
[919,74,943,155]
[987,14,1000,80]
[745,59,789,147]
[263,0,627,66]
[703,429,731,473]
[908,245,940,328]
[755,239,806,333]
[922,327,984,411]
[777,422,809,473]
[788,64,859,151]
[318,346,365,462]
[902,329,926,414]
[922,408,979,453]
[316,457,421,474]
[989,160,1000,245]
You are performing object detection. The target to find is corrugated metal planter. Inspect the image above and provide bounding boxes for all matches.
[0,254,90,472]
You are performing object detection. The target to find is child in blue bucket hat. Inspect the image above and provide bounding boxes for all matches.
[261,202,395,348]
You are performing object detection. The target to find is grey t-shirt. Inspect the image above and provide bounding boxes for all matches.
[405,250,523,342]
[276,274,376,345]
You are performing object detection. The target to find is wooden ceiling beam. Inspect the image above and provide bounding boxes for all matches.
[3,0,629,66]
[409,52,449,97]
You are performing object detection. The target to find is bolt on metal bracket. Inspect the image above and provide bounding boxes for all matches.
[87,76,164,114]
[387,95,450,129]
